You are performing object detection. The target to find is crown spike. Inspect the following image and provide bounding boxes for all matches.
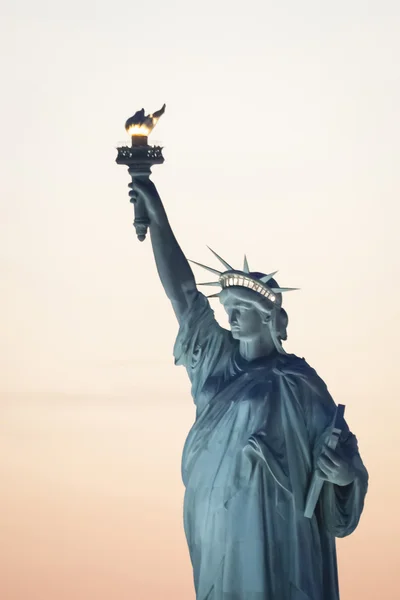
[260,271,279,283]
[243,255,250,273]
[189,260,222,276]
[270,287,299,293]
[206,293,221,299]
[206,246,233,271]
[197,281,221,287]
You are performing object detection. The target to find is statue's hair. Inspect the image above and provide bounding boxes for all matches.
[279,308,288,341]
[251,298,288,342]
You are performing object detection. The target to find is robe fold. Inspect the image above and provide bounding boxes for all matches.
[173,292,368,600]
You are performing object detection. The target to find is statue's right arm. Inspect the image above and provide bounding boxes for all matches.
[131,179,198,324]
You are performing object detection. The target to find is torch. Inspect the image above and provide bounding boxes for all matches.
[116,104,166,241]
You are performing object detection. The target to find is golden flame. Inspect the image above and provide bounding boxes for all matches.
[126,123,152,137]
[125,104,166,138]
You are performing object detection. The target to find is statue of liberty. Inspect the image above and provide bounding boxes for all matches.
[130,179,368,600]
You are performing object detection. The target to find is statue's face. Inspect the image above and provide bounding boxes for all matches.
[221,293,269,341]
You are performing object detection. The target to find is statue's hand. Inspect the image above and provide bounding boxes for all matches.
[128,179,165,226]
[316,444,356,487]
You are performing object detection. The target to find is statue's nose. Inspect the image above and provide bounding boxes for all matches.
[229,310,238,325]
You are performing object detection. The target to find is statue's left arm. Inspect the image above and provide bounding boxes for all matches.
[302,371,369,537]
[323,432,369,537]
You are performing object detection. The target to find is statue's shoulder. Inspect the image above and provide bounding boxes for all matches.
[273,354,327,393]
[274,353,314,376]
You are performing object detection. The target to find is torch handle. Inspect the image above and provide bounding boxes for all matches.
[128,168,151,242]
[132,195,150,242]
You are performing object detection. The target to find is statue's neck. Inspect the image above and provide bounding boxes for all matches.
[239,336,277,362]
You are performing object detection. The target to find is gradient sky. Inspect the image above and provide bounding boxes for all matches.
[1,1,399,598]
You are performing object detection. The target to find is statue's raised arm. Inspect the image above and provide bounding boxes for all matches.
[130,179,197,323]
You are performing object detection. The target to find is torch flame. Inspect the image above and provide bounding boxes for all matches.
[125,104,166,138]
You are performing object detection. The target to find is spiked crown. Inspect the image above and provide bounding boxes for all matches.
[190,247,298,303]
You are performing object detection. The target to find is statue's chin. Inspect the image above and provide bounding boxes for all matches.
[231,328,241,339]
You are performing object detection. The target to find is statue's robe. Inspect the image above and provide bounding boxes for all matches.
[174,292,368,600]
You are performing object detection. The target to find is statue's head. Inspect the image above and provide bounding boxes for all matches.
[190,249,296,354]
[219,277,288,346]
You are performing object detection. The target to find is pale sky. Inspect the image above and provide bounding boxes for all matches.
[1,1,400,599]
